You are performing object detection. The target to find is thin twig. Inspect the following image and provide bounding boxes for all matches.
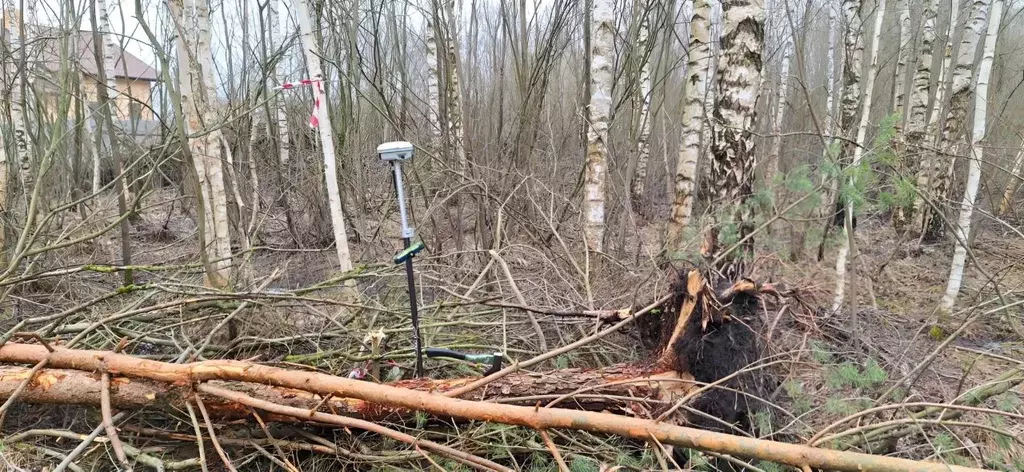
[415,445,448,471]
[250,408,299,472]
[100,372,132,470]
[184,402,209,472]
[538,429,569,472]
[54,412,127,472]
[193,393,238,472]
[490,250,548,352]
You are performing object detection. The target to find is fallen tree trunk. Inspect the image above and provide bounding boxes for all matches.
[0,343,986,472]
[0,364,690,420]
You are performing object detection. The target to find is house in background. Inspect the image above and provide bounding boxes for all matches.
[74,32,159,127]
[5,6,162,141]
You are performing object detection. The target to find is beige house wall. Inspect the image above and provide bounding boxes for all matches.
[81,77,155,121]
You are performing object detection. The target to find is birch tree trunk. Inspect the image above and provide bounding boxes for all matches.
[708,0,764,262]
[440,0,467,176]
[5,3,32,200]
[816,0,859,262]
[939,0,1001,314]
[583,0,614,251]
[426,3,442,156]
[821,0,841,180]
[170,0,233,288]
[440,0,470,251]
[998,140,1024,215]
[89,12,102,200]
[904,0,938,158]
[892,0,911,117]
[833,0,885,312]
[294,0,354,273]
[273,0,290,168]
[911,0,957,230]
[894,0,937,228]
[92,0,134,285]
[630,8,653,207]
[916,0,988,240]
[667,0,711,250]
[767,7,793,181]
[196,0,233,286]
[839,0,863,142]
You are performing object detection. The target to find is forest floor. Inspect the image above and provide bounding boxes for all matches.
[2,190,1022,469]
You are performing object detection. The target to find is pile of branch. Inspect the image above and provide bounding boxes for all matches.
[0,271,985,471]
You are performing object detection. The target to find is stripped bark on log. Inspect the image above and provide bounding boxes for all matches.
[0,343,985,472]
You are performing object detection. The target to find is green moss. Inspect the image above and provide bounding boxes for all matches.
[83,264,115,273]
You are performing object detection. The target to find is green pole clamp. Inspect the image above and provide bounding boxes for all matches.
[393,240,425,264]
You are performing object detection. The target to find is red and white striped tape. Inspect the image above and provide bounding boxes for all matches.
[273,77,321,90]
[274,77,324,128]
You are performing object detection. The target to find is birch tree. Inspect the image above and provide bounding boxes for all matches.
[833,0,885,312]
[667,0,711,249]
[707,0,764,261]
[425,1,441,154]
[915,0,989,240]
[170,0,233,288]
[891,0,911,117]
[767,3,794,180]
[5,2,32,199]
[998,140,1024,215]
[940,0,1001,313]
[630,5,653,207]
[911,0,957,229]
[90,0,133,285]
[820,0,841,185]
[816,0,859,261]
[436,0,470,249]
[894,0,937,228]
[583,0,614,251]
[272,0,290,167]
[440,0,467,176]
[838,0,863,143]
[294,0,354,272]
[904,0,938,155]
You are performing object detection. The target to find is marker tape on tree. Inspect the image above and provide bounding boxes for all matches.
[274,77,324,128]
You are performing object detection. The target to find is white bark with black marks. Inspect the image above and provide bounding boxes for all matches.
[940,0,1001,313]
[294,0,354,273]
[892,0,911,118]
[6,3,32,197]
[426,2,442,155]
[709,0,764,260]
[667,0,711,249]
[905,0,937,147]
[916,0,988,237]
[631,6,653,206]
[833,0,885,312]
[584,0,615,251]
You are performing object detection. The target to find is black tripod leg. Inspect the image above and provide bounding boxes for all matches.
[403,237,424,378]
